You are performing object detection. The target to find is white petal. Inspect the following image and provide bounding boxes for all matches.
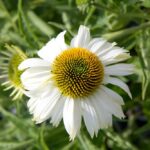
[98,89,125,119]
[102,54,130,66]
[63,98,81,140]
[100,47,130,65]
[24,83,52,98]
[87,38,116,55]
[31,88,62,123]
[27,97,38,112]
[21,67,50,90]
[100,47,127,58]
[91,95,112,128]
[97,42,117,56]
[21,67,50,79]
[81,99,99,137]
[18,58,50,70]
[87,38,104,49]
[101,85,124,105]
[105,64,134,76]
[87,38,107,53]
[104,76,132,98]
[38,31,68,63]
[71,25,90,48]
[50,96,66,127]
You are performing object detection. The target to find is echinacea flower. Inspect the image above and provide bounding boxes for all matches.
[19,25,133,140]
[0,45,27,100]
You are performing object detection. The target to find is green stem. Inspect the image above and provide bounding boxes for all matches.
[91,2,113,12]
[102,22,150,41]
[77,134,89,150]
[39,124,50,150]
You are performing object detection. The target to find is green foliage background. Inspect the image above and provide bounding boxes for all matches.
[0,0,150,149]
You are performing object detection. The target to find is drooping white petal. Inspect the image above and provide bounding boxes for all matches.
[50,96,66,127]
[104,76,132,98]
[30,88,62,123]
[38,31,68,63]
[91,94,112,128]
[105,64,134,76]
[101,85,124,105]
[71,25,90,48]
[18,58,50,70]
[63,98,82,140]
[27,97,40,114]
[97,89,125,119]
[81,99,99,137]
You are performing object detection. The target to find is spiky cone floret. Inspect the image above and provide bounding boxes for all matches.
[0,45,27,100]
[19,25,134,140]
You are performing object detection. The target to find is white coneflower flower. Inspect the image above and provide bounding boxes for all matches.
[19,25,133,140]
[0,45,27,100]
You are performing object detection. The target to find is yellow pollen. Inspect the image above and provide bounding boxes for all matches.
[51,48,104,98]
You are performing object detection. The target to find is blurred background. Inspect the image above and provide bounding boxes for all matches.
[0,0,150,149]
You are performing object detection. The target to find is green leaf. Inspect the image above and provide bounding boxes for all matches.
[27,11,55,36]
[102,22,150,41]
[17,0,40,49]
